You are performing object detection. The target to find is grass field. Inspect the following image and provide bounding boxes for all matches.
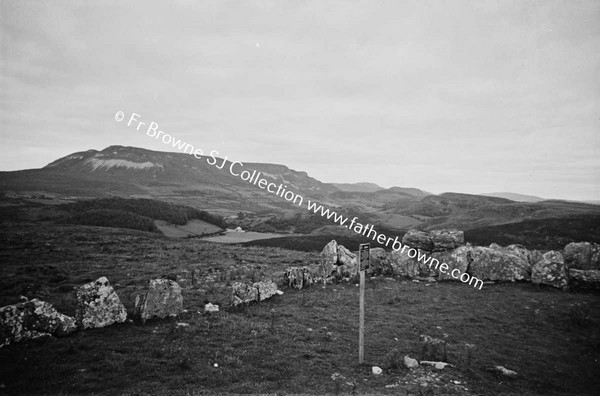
[0,222,599,395]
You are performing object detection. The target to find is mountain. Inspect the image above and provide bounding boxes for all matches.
[481,192,545,203]
[0,145,337,214]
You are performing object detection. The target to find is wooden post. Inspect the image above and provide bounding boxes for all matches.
[358,243,369,364]
[359,266,365,364]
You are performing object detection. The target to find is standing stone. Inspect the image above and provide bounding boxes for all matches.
[231,282,259,306]
[430,229,464,252]
[531,251,568,289]
[253,280,278,301]
[402,230,433,252]
[283,267,314,289]
[320,240,338,277]
[75,277,127,329]
[134,279,183,322]
[0,299,76,348]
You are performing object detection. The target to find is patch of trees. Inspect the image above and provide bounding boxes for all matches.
[63,209,160,233]
[62,198,227,228]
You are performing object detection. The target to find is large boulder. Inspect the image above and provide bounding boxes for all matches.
[337,245,358,278]
[0,299,76,348]
[134,279,183,323]
[564,242,600,270]
[430,229,464,252]
[390,250,420,278]
[505,244,534,266]
[468,246,530,281]
[568,269,600,290]
[283,267,314,289]
[320,240,338,277]
[75,277,127,329]
[254,280,278,301]
[402,230,433,252]
[369,248,394,276]
[231,282,259,306]
[531,251,568,289]
[434,246,472,281]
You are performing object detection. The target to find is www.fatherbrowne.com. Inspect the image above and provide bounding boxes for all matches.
[116,111,483,290]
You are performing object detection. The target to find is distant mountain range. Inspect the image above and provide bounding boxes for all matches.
[1,145,599,239]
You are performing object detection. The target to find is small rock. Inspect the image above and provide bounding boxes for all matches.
[176,322,189,328]
[372,366,383,375]
[420,360,452,369]
[204,303,219,313]
[492,365,517,377]
[404,355,419,368]
[276,290,284,295]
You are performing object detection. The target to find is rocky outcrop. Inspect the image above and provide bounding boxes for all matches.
[568,269,600,290]
[75,277,127,329]
[468,246,530,281]
[0,299,76,348]
[564,242,600,270]
[283,267,314,289]
[531,251,568,289]
[134,279,183,323]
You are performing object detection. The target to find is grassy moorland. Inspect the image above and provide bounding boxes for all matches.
[0,222,599,395]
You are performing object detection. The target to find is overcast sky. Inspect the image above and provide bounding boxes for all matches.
[1,0,599,200]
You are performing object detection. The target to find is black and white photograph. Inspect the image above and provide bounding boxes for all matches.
[1,0,599,394]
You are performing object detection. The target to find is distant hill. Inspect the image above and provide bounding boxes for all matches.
[330,182,383,193]
[481,192,545,203]
[2,145,600,246]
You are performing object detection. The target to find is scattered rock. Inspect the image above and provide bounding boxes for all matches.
[134,279,183,323]
[276,290,284,295]
[490,365,517,377]
[204,303,219,313]
[253,280,278,301]
[283,267,314,289]
[532,251,569,289]
[404,355,419,368]
[372,366,383,375]
[420,361,452,370]
[420,334,447,361]
[0,299,76,347]
[75,277,127,329]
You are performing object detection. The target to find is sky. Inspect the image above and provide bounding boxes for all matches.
[1,0,599,200]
